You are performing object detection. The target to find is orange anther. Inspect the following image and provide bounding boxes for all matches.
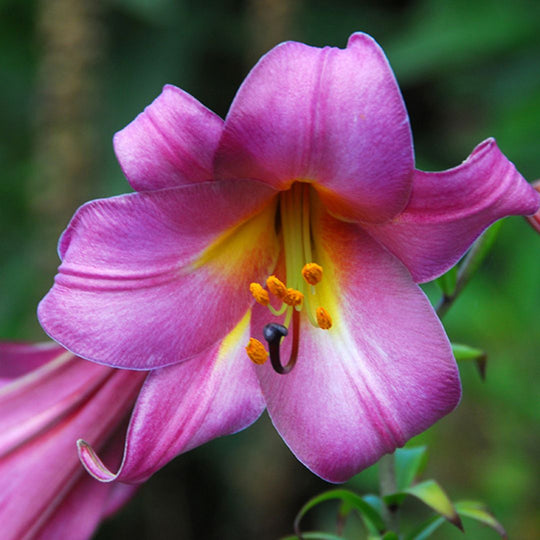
[245,338,268,365]
[249,282,269,306]
[266,275,287,299]
[302,263,323,285]
[316,307,332,329]
[283,288,304,307]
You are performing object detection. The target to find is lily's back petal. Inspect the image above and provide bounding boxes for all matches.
[0,348,110,457]
[253,208,460,483]
[0,347,145,539]
[114,84,224,191]
[78,311,265,484]
[0,341,65,388]
[365,138,540,283]
[215,32,413,223]
[38,180,278,370]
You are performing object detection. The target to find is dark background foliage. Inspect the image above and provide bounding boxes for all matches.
[1,0,539,538]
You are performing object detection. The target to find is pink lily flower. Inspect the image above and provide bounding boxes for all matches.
[525,180,540,232]
[0,342,145,539]
[38,33,540,483]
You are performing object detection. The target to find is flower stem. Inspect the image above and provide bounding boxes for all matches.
[379,453,399,533]
[436,222,502,319]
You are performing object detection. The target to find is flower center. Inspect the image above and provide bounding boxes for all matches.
[245,182,332,373]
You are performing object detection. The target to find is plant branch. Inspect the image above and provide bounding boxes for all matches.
[379,453,399,533]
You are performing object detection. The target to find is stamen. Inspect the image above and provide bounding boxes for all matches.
[316,307,332,329]
[266,275,287,299]
[245,338,269,364]
[283,288,304,307]
[249,282,269,306]
[301,263,323,286]
[263,309,300,374]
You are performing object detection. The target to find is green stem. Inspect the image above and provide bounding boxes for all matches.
[436,222,502,319]
[379,453,399,533]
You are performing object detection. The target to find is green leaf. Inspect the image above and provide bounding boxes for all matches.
[406,515,447,540]
[384,480,462,531]
[281,533,347,540]
[436,265,458,296]
[405,500,508,539]
[455,500,507,538]
[451,343,487,380]
[293,489,385,538]
[361,494,385,535]
[395,446,428,491]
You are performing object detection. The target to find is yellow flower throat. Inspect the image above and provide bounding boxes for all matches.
[245,182,332,373]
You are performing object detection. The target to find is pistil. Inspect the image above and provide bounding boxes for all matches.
[263,309,300,374]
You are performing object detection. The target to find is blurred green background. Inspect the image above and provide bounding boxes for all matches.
[1,0,539,538]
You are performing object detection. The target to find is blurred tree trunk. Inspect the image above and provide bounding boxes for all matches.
[28,0,104,335]
[245,0,299,64]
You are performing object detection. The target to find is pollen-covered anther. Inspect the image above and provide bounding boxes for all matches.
[283,288,304,307]
[266,275,287,299]
[316,307,332,329]
[245,338,268,365]
[302,263,323,285]
[249,282,269,305]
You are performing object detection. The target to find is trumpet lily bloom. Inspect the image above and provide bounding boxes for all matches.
[0,342,144,539]
[38,33,540,482]
[525,180,540,232]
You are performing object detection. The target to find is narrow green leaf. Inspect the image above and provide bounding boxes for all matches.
[281,533,347,540]
[455,500,507,538]
[451,343,487,380]
[384,480,462,531]
[406,480,462,530]
[382,532,399,540]
[406,515,447,540]
[395,446,428,491]
[436,265,458,296]
[293,489,386,539]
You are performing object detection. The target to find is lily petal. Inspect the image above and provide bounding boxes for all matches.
[38,180,279,370]
[253,209,460,483]
[78,312,265,483]
[31,433,137,540]
[365,139,540,283]
[0,341,65,387]
[0,349,110,457]
[114,84,223,191]
[215,32,413,223]
[0,357,144,539]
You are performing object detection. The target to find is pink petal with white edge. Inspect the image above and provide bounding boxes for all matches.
[78,312,265,484]
[215,32,413,223]
[252,208,460,483]
[38,180,279,370]
[365,139,540,283]
[114,85,223,191]
[0,341,65,387]
[0,355,145,539]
